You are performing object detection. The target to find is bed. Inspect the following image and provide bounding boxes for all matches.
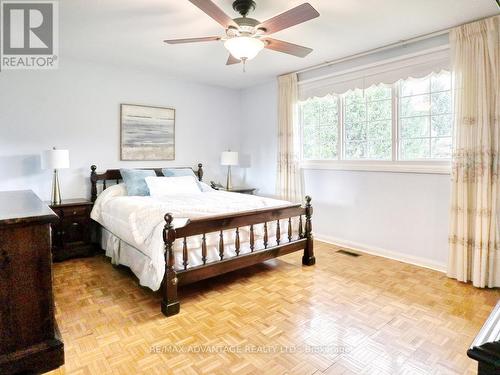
[90,164,315,317]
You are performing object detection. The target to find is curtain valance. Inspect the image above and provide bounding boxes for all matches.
[298,48,450,100]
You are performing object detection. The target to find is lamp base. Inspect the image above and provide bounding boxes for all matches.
[226,166,232,191]
[51,169,61,205]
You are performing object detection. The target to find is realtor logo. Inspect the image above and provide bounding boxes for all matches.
[1,1,58,69]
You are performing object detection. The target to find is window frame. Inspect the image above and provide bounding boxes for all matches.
[299,73,452,175]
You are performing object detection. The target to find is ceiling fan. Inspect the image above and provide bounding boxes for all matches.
[164,0,320,69]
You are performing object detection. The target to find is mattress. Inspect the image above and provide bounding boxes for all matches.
[91,185,300,291]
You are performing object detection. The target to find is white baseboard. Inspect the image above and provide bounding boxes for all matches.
[315,234,447,273]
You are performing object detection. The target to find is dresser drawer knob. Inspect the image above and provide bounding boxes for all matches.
[73,210,77,215]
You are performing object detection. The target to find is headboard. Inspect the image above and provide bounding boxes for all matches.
[90,163,204,202]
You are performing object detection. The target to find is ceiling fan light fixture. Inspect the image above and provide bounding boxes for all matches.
[224,36,264,61]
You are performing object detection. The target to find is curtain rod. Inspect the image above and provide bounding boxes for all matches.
[291,13,497,76]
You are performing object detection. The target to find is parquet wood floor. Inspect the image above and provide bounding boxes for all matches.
[47,241,499,375]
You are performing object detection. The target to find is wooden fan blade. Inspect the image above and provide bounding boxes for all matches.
[164,36,221,44]
[188,0,238,29]
[257,3,319,35]
[263,38,313,58]
[226,54,240,65]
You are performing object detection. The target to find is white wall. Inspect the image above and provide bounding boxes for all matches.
[0,56,451,270]
[239,81,451,271]
[239,80,278,196]
[0,59,241,201]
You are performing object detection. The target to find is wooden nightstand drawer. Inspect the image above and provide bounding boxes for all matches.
[56,205,89,219]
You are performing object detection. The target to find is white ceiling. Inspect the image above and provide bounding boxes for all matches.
[62,0,499,89]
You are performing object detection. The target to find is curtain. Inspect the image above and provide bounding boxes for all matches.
[276,73,303,203]
[448,16,500,288]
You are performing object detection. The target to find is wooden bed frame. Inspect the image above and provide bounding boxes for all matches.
[90,164,315,317]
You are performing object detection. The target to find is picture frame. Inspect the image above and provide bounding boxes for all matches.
[120,104,175,161]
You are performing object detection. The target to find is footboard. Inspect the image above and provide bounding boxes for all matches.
[161,196,315,316]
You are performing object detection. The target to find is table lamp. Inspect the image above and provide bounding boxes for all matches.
[41,147,70,205]
[221,151,238,190]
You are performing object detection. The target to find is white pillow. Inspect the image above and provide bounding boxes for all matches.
[145,176,201,197]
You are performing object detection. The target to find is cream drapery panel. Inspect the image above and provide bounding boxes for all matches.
[276,73,303,203]
[448,16,500,288]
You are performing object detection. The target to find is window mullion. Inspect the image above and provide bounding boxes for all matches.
[392,83,399,161]
[339,95,344,160]
[364,97,369,159]
[312,107,317,159]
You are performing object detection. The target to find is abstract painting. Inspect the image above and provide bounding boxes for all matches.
[120,104,175,160]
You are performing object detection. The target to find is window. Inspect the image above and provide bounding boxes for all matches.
[399,71,453,159]
[300,95,339,160]
[298,70,453,170]
[344,85,392,160]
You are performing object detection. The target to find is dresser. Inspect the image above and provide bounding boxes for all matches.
[0,190,64,374]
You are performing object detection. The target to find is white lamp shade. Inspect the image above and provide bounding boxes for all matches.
[41,149,70,170]
[221,151,239,166]
[224,37,264,61]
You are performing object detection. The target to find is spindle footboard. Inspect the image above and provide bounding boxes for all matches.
[161,198,315,316]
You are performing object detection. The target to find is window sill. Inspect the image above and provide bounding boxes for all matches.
[300,160,451,174]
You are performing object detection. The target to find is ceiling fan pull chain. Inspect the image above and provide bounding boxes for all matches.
[242,58,247,73]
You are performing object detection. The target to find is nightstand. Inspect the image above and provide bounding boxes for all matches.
[227,187,256,195]
[49,199,94,261]
[210,182,256,195]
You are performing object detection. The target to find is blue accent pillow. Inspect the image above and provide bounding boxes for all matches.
[120,169,156,196]
[162,168,202,191]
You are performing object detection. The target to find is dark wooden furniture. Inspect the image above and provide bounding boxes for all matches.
[49,199,94,262]
[228,187,256,195]
[90,164,315,317]
[468,301,500,375]
[0,190,64,374]
[210,182,256,195]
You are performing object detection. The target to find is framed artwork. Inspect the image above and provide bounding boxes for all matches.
[120,104,175,160]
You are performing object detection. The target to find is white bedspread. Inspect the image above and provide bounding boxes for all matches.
[91,189,299,291]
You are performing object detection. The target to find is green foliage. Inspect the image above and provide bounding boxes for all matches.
[400,138,430,159]
[299,71,452,161]
[367,120,391,140]
[345,141,366,159]
[431,115,452,137]
[400,117,429,138]
[431,92,451,115]
[367,100,391,122]
[345,122,366,141]
[400,95,430,117]
[368,139,391,160]
[431,137,452,158]
[300,95,338,160]
[365,85,391,101]
[344,85,392,160]
[399,71,453,160]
